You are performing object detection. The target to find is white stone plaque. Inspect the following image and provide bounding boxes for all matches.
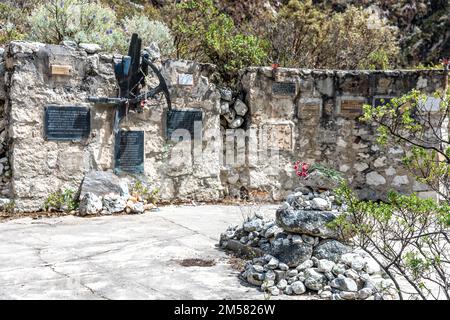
[178,73,194,86]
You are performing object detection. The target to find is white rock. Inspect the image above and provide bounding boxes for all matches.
[267,257,279,269]
[357,287,373,300]
[320,290,332,299]
[374,156,386,168]
[296,260,314,271]
[79,192,102,216]
[354,163,369,172]
[229,116,244,129]
[366,171,386,186]
[277,279,288,290]
[291,281,306,295]
[351,256,366,271]
[220,102,230,115]
[317,259,335,273]
[392,175,409,187]
[311,197,330,210]
[233,99,248,116]
[278,263,289,271]
[79,43,102,54]
[364,257,381,274]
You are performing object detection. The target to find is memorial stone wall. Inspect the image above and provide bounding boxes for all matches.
[0,41,446,212]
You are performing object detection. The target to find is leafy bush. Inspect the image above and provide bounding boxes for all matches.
[362,89,449,202]
[28,0,125,52]
[262,0,399,69]
[0,3,28,43]
[121,14,174,56]
[163,0,268,84]
[332,183,450,300]
[131,181,160,205]
[43,189,79,212]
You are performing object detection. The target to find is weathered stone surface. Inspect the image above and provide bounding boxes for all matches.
[102,194,127,213]
[79,171,129,200]
[270,237,313,267]
[330,276,358,292]
[313,240,352,263]
[302,171,341,190]
[233,99,248,116]
[276,208,340,239]
[78,192,102,216]
[79,43,102,54]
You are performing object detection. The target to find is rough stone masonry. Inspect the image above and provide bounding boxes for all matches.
[0,41,446,212]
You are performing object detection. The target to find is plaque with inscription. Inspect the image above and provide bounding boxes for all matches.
[299,104,321,119]
[272,82,296,96]
[166,110,203,139]
[114,131,144,174]
[340,100,364,118]
[44,105,90,140]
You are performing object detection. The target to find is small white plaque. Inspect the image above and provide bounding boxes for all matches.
[178,73,194,86]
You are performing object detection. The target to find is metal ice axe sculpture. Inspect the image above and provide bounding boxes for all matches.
[87,33,171,134]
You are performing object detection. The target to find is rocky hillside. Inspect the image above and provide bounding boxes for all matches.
[216,0,449,66]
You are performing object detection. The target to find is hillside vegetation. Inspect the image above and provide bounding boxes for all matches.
[0,0,448,83]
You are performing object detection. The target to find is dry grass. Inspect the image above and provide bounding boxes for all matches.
[177,258,217,267]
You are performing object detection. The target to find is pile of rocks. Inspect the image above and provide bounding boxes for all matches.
[219,88,248,129]
[220,186,398,300]
[79,171,157,216]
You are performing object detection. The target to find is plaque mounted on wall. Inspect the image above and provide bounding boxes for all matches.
[44,105,90,140]
[272,82,296,96]
[114,130,144,174]
[166,110,203,140]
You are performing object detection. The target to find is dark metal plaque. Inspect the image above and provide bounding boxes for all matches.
[272,82,296,96]
[114,131,144,174]
[44,105,90,140]
[166,110,202,139]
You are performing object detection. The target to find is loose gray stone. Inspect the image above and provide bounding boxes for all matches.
[358,287,373,300]
[340,291,357,300]
[311,197,330,210]
[296,259,314,271]
[278,263,289,271]
[219,88,233,101]
[317,259,335,273]
[330,277,358,292]
[80,171,129,200]
[102,194,127,213]
[79,43,102,54]
[304,268,327,291]
[129,202,145,214]
[270,238,313,267]
[277,279,288,290]
[79,192,102,216]
[276,208,341,239]
[291,281,306,295]
[233,99,248,116]
[313,240,352,263]
[267,257,279,269]
[243,218,263,232]
[229,116,244,129]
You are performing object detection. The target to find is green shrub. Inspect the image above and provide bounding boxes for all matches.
[164,0,268,85]
[43,189,79,212]
[28,0,124,52]
[121,14,174,56]
[0,3,28,44]
[332,182,450,300]
[131,181,160,205]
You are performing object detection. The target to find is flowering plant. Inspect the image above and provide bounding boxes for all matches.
[293,161,310,177]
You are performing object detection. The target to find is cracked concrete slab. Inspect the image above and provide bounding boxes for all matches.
[0,204,315,300]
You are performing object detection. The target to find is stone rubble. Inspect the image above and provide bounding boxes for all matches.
[219,186,398,300]
[0,47,10,200]
[219,88,248,130]
[78,171,158,216]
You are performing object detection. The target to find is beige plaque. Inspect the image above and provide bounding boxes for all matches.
[340,100,363,118]
[50,64,72,76]
[299,103,321,119]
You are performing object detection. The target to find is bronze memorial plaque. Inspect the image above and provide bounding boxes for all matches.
[44,105,90,140]
[340,100,364,118]
[272,82,296,96]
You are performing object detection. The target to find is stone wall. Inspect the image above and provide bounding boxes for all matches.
[0,41,446,212]
[226,67,446,202]
[2,41,223,212]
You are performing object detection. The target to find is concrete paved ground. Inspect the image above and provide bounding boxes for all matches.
[0,204,314,300]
